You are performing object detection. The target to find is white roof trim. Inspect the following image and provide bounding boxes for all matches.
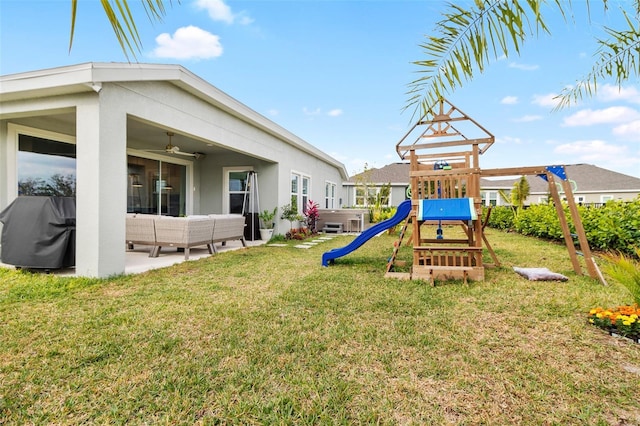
[0,62,349,179]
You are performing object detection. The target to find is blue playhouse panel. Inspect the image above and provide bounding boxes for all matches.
[418,198,477,221]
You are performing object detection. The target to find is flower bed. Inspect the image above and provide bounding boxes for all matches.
[588,305,640,343]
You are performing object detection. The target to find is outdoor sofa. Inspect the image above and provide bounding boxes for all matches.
[126,213,246,260]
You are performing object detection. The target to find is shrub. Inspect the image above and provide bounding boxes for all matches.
[370,206,397,223]
[579,200,640,254]
[485,198,640,257]
[484,206,514,230]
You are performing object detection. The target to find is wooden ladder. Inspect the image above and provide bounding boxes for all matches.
[386,215,411,273]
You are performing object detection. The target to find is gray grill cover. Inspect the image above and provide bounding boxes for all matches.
[0,196,76,269]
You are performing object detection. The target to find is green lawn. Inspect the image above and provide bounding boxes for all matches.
[1,229,639,425]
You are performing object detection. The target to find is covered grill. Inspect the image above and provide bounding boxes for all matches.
[0,196,76,269]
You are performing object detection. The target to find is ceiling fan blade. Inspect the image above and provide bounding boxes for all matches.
[173,150,196,157]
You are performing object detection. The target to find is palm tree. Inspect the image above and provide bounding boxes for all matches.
[69,0,173,60]
[498,176,530,219]
[406,0,640,116]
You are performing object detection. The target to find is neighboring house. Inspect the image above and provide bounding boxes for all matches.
[343,163,410,208]
[0,63,348,277]
[345,163,640,207]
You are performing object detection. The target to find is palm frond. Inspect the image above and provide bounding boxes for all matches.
[555,10,640,109]
[69,0,78,53]
[69,0,176,60]
[405,0,566,119]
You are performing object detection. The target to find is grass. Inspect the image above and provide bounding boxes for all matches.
[1,228,639,425]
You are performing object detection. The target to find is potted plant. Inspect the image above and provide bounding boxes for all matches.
[258,207,277,241]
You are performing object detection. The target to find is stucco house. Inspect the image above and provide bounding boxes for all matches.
[0,62,348,277]
[344,162,640,207]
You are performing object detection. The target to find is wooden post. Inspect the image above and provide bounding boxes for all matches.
[410,150,422,268]
[547,173,583,275]
[560,178,603,283]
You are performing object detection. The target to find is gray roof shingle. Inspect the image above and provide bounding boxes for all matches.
[347,163,640,192]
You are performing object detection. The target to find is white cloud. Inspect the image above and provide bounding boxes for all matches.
[554,140,626,161]
[195,0,233,23]
[267,109,279,117]
[562,106,640,127]
[508,62,539,71]
[152,26,223,59]
[513,115,542,123]
[532,93,560,108]
[495,135,523,144]
[598,84,640,104]
[612,120,640,141]
[194,0,253,25]
[302,108,343,117]
[553,139,639,172]
[500,96,518,105]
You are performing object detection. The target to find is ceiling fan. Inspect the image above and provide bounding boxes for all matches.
[146,132,205,159]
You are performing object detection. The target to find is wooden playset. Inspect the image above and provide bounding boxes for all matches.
[386,98,603,285]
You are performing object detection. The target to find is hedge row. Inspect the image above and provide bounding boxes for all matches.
[484,198,640,256]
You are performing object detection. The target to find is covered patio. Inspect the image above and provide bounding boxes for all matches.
[1,63,347,277]
[0,237,266,277]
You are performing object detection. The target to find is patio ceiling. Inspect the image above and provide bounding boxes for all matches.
[9,111,232,159]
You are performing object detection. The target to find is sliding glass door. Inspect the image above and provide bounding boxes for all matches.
[127,155,186,216]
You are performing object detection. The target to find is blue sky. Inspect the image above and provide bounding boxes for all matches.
[1,0,639,178]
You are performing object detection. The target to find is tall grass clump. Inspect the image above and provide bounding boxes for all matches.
[601,248,640,305]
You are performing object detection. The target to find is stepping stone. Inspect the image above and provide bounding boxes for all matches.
[294,244,313,249]
[267,243,288,247]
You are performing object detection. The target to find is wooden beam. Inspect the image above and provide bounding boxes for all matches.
[547,174,583,275]
[397,137,493,151]
[410,168,479,177]
[560,178,604,283]
[481,166,550,177]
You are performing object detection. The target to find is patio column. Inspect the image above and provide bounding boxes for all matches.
[75,93,127,277]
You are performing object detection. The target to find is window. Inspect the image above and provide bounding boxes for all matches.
[127,155,186,216]
[355,187,363,207]
[481,191,498,206]
[302,176,310,212]
[228,170,251,214]
[18,134,76,196]
[291,172,311,213]
[354,186,388,207]
[601,195,613,203]
[325,181,336,209]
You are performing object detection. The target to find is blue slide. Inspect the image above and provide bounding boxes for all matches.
[322,199,412,267]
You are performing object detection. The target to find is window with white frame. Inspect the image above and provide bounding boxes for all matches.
[325,181,336,209]
[291,172,311,214]
[481,191,498,206]
[354,186,386,207]
[302,176,310,212]
[601,195,614,203]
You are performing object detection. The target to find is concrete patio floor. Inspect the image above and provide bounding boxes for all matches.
[0,238,267,277]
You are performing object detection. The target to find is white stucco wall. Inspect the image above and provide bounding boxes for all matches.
[0,63,348,276]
